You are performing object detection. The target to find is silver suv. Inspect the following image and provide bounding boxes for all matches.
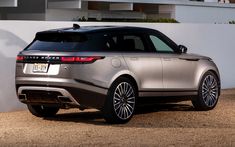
[16,25,220,123]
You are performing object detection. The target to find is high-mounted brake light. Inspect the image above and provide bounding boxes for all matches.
[16,56,24,61]
[61,56,104,63]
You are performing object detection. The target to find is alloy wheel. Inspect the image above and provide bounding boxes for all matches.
[113,82,135,120]
[202,75,219,107]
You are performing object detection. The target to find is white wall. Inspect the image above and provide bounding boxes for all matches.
[0,21,234,112]
[204,0,218,2]
[175,5,235,23]
[0,0,17,7]
[47,0,82,9]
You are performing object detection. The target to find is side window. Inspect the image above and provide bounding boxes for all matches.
[149,35,174,53]
[86,34,111,51]
[123,35,145,51]
[100,34,148,52]
[93,34,117,51]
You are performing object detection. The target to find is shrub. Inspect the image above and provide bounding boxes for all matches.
[73,17,179,23]
[229,20,235,24]
[139,18,179,23]
[72,16,87,21]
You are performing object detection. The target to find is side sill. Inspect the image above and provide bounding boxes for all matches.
[139,91,198,97]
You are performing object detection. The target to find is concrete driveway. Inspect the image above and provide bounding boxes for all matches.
[0,89,234,146]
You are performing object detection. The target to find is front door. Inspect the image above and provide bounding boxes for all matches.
[148,34,196,91]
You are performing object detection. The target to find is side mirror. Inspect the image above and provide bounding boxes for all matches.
[178,45,188,53]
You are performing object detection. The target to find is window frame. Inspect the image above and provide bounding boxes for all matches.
[103,31,153,53]
[146,31,181,54]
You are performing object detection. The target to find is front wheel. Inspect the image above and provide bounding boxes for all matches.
[192,71,220,111]
[103,77,137,124]
[27,104,60,117]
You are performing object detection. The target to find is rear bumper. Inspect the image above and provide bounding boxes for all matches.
[18,86,80,106]
[16,77,108,109]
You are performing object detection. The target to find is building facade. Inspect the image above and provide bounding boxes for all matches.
[1,0,235,23]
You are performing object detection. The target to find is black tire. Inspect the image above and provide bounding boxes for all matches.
[103,77,137,124]
[192,71,220,111]
[27,104,60,117]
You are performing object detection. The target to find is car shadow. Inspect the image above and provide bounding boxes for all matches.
[43,103,195,126]
[45,110,106,125]
[135,103,194,114]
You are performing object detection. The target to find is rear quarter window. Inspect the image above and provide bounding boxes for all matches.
[26,32,111,52]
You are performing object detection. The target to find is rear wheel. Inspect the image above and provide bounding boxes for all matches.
[192,71,220,111]
[27,104,60,117]
[103,77,137,124]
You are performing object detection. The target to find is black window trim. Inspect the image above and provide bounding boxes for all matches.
[102,30,153,53]
[24,28,181,53]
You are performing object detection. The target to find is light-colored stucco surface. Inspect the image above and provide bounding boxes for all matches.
[0,21,234,112]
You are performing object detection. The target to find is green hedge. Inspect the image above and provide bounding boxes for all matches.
[132,18,179,23]
[73,17,179,23]
[229,20,235,24]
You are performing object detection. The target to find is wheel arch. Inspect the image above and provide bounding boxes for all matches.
[108,71,139,92]
[197,68,221,95]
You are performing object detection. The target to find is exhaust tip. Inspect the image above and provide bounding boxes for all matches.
[18,94,27,101]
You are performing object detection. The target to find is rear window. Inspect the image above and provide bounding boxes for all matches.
[26,32,110,52]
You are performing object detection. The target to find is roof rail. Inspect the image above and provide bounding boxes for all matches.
[73,24,80,29]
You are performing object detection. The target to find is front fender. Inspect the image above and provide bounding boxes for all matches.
[195,60,220,90]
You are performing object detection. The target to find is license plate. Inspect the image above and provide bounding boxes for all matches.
[33,63,49,73]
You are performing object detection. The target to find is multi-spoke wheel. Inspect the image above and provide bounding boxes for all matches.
[103,77,137,123]
[192,71,220,110]
[113,82,135,120]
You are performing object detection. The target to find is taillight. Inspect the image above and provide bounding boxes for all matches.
[61,56,104,63]
[16,55,104,64]
[16,56,24,61]
[61,57,75,62]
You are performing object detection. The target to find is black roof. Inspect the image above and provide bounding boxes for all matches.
[38,25,156,34]
[35,25,180,52]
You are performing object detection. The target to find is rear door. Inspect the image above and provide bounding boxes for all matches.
[119,33,163,92]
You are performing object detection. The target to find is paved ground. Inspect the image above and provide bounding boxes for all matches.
[0,89,234,147]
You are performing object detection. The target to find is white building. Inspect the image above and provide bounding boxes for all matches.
[1,0,235,23]
[0,0,17,7]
